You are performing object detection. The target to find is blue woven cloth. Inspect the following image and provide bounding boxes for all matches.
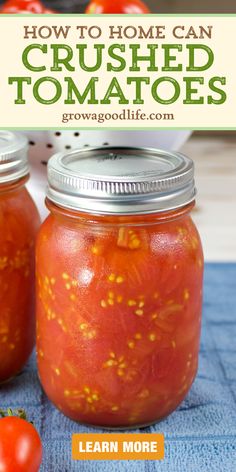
[1,263,236,471]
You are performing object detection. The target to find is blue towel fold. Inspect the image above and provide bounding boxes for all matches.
[1,263,236,471]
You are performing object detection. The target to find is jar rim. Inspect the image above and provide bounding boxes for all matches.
[47,146,196,216]
[0,131,29,184]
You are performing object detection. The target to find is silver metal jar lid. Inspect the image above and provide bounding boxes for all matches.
[47,147,196,215]
[0,131,29,184]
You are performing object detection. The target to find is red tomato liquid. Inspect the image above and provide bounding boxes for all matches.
[36,202,203,428]
[0,179,40,383]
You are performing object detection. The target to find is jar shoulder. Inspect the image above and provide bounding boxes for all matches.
[37,213,203,261]
[0,185,40,236]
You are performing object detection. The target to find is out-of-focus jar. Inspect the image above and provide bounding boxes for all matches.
[36,147,204,428]
[0,131,40,383]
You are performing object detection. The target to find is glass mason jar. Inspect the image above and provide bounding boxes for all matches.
[36,147,204,428]
[0,131,40,383]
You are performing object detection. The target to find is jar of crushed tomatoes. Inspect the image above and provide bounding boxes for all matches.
[36,147,204,428]
[0,131,40,384]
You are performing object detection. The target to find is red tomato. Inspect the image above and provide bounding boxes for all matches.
[86,0,150,14]
[0,417,42,472]
[0,0,55,13]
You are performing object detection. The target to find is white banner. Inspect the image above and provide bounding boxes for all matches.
[0,15,235,129]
